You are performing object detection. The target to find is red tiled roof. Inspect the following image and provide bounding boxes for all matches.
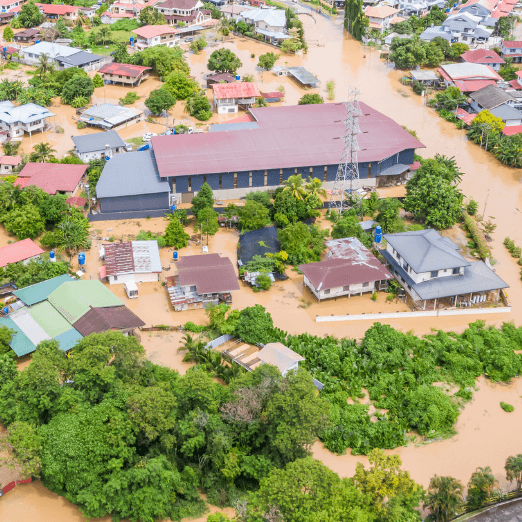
[502,125,522,135]
[0,239,44,268]
[0,155,22,166]
[156,0,198,9]
[132,24,179,38]
[36,3,79,14]
[508,79,522,90]
[368,22,382,29]
[261,92,284,99]
[516,71,522,79]
[16,163,87,195]
[66,196,87,207]
[211,82,261,99]
[102,11,133,17]
[365,5,399,17]
[390,16,406,24]
[454,79,498,92]
[503,41,522,48]
[98,62,151,77]
[456,108,477,125]
[461,49,505,65]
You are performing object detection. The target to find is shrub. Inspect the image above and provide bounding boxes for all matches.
[256,274,272,290]
[467,199,478,216]
[119,92,139,105]
[371,292,377,301]
[501,402,514,412]
[512,246,521,258]
[462,211,490,259]
[184,321,205,333]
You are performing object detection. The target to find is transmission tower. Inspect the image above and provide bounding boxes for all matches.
[331,87,361,214]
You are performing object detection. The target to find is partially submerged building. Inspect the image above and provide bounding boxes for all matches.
[299,237,392,303]
[437,63,502,92]
[15,163,87,195]
[2,277,144,357]
[71,130,127,162]
[0,101,55,138]
[0,155,22,174]
[100,240,162,285]
[131,25,180,50]
[211,82,261,114]
[166,253,239,311]
[0,239,44,268]
[98,63,151,86]
[381,229,509,309]
[77,103,144,130]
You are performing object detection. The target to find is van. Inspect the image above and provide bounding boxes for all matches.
[124,282,138,299]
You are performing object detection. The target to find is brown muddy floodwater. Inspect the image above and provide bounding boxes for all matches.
[3,11,522,520]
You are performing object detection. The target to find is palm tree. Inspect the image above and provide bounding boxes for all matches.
[36,53,54,79]
[467,466,499,510]
[283,174,307,200]
[30,142,56,163]
[305,176,327,198]
[178,339,207,363]
[98,26,112,46]
[56,216,91,256]
[505,455,522,492]
[424,475,464,522]
[3,140,20,156]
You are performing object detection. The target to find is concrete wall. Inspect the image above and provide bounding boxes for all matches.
[135,272,160,283]
[99,192,170,213]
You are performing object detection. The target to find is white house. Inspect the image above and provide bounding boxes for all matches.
[0,101,55,138]
[255,342,304,377]
[220,3,252,20]
[131,25,180,50]
[154,0,210,26]
[101,240,162,285]
[501,41,522,64]
[364,5,400,31]
[469,84,522,126]
[0,0,23,13]
[238,6,287,40]
[211,82,261,114]
[71,130,127,162]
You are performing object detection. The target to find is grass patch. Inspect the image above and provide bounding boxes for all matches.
[501,402,514,412]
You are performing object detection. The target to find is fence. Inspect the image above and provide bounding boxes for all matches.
[0,477,33,498]
[205,334,234,350]
[316,306,512,323]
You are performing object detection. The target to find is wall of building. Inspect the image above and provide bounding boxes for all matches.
[108,273,135,285]
[135,272,160,283]
[99,192,170,213]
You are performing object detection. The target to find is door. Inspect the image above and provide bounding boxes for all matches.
[182,192,194,203]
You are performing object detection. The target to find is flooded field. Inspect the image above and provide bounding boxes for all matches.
[2,9,522,520]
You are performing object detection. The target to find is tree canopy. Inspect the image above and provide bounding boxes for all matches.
[145,88,176,115]
[207,49,242,75]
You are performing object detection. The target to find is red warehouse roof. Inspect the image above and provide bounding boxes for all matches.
[0,239,44,268]
[211,82,261,99]
[16,163,87,195]
[99,62,151,77]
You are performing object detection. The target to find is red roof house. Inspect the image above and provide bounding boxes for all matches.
[0,239,44,268]
[66,196,87,208]
[16,163,88,195]
[461,49,505,71]
[0,155,22,174]
[98,63,151,86]
[211,82,261,114]
[36,3,80,18]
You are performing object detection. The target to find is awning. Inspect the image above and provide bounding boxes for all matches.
[98,265,107,279]
[378,164,410,176]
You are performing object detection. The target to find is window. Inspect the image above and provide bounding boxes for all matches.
[324,289,330,294]
[452,267,460,275]
[368,162,372,178]
[190,285,197,292]
[343,285,350,291]
[113,276,118,281]
[362,282,369,287]
[430,270,438,278]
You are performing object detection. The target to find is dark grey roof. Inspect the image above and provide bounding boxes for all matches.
[209,122,259,132]
[378,163,410,176]
[56,51,104,67]
[96,150,170,199]
[72,130,126,154]
[411,261,508,300]
[411,70,439,82]
[360,220,377,231]
[490,104,522,122]
[384,229,470,273]
[470,85,514,110]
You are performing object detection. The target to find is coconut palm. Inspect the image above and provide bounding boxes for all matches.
[305,176,327,198]
[178,338,207,363]
[36,53,54,79]
[424,475,464,522]
[30,142,56,163]
[56,216,91,256]
[282,174,307,200]
[97,26,112,46]
[467,466,499,509]
[505,455,522,491]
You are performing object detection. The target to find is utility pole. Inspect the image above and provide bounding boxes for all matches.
[331,86,361,215]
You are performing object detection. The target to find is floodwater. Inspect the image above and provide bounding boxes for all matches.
[3,9,522,519]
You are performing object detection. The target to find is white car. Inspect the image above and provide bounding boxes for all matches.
[142,133,157,142]
[125,143,133,151]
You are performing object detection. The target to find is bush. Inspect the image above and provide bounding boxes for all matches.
[92,73,104,88]
[256,274,272,290]
[467,199,478,216]
[61,76,94,105]
[371,292,377,301]
[76,121,87,130]
[184,321,205,333]
[119,92,139,105]
[462,211,490,259]
[501,402,514,412]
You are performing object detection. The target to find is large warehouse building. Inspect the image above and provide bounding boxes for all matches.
[96,102,424,214]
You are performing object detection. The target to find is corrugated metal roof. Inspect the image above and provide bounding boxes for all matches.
[441,63,501,81]
[490,104,522,121]
[53,328,83,351]
[22,41,79,58]
[13,275,75,306]
[411,70,439,81]
[80,103,142,129]
[72,130,126,154]
[132,241,161,273]
[57,51,103,67]
[10,309,51,346]
[104,242,134,277]
[151,102,425,178]
[461,49,505,64]
[209,122,259,132]
[240,7,285,27]
[0,101,55,125]
[98,63,151,78]
[211,82,261,99]
[72,306,145,336]
[16,163,87,195]
[28,300,73,338]
[257,343,304,373]
[96,149,171,199]
[0,239,44,268]
[0,316,35,357]
[470,84,514,109]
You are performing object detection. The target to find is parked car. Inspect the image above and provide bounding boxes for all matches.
[85,49,92,53]
[142,132,157,142]
[125,143,133,151]
[185,37,194,42]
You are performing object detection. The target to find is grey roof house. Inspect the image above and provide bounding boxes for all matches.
[95,149,171,213]
[77,103,144,130]
[381,229,508,309]
[72,130,127,162]
[469,85,522,126]
[0,100,55,139]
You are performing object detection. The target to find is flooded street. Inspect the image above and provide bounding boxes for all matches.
[2,11,522,520]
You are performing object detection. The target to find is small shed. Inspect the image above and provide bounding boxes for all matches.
[411,70,440,85]
[206,72,236,88]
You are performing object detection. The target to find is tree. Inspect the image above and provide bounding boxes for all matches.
[424,476,465,522]
[238,200,270,231]
[467,466,498,510]
[55,16,67,38]
[236,305,273,345]
[472,109,505,132]
[505,455,522,491]
[332,215,371,247]
[205,304,240,335]
[298,93,324,105]
[197,207,219,245]
[162,71,200,101]
[61,76,94,105]
[97,25,112,46]
[449,42,469,61]
[139,5,166,25]
[29,142,56,163]
[353,448,425,519]
[135,46,189,78]
[18,0,43,28]
[189,36,207,54]
[283,174,307,200]
[278,222,327,265]
[4,205,45,240]
[92,73,104,88]
[38,194,69,227]
[257,52,279,70]
[113,42,131,64]
[55,215,91,255]
[145,89,176,115]
[376,197,403,233]
[191,182,214,216]
[184,93,212,121]
[3,25,14,42]
[390,36,428,69]
[305,176,326,199]
[207,48,242,75]
[164,218,190,249]
[425,42,445,67]
[428,86,468,111]
[345,0,368,40]
[0,421,42,479]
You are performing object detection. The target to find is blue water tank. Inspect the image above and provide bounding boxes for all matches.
[105,156,110,160]
[35,39,40,44]
[3,307,8,315]
[49,251,55,262]
[2,47,6,54]
[78,252,86,266]
[170,204,177,211]
[173,251,178,260]
[374,225,382,244]
[446,7,450,11]
[236,74,240,80]
[130,36,134,47]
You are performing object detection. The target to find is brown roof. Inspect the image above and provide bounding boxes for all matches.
[298,237,392,291]
[73,306,145,336]
[177,253,240,294]
[207,72,236,83]
[157,0,198,9]
[14,28,40,38]
[104,242,134,276]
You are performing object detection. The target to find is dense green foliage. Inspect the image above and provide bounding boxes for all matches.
[207,49,242,75]
[191,182,214,216]
[162,71,200,101]
[2,258,69,289]
[184,93,212,121]
[277,222,328,265]
[17,0,43,28]
[298,93,324,105]
[345,0,368,40]
[500,402,514,412]
[424,475,465,522]
[61,76,94,105]
[145,88,176,115]
[390,34,459,69]
[257,52,279,70]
